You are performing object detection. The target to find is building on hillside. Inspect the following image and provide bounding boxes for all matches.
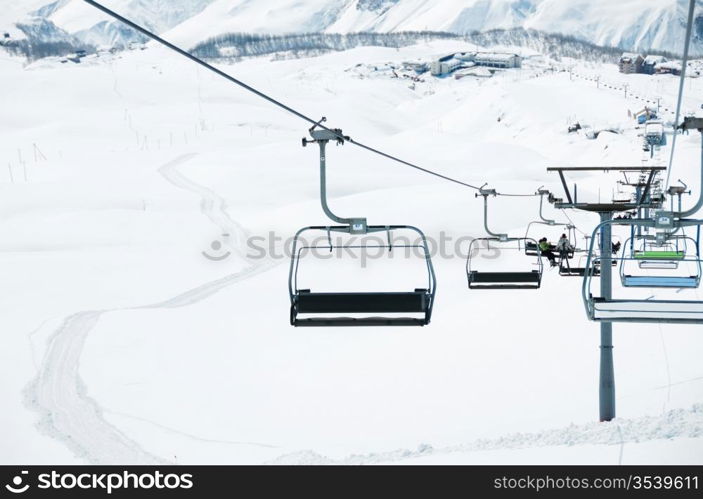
[474,52,522,69]
[430,55,462,76]
[642,55,666,74]
[619,52,643,74]
[455,52,476,62]
[656,61,682,76]
[403,61,429,74]
[430,51,521,76]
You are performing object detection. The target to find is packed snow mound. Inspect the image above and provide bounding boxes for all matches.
[270,405,703,464]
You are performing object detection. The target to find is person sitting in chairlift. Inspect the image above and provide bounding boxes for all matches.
[539,237,558,267]
[556,233,573,259]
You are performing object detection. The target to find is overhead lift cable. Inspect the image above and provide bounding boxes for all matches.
[82,0,539,199]
[665,0,696,190]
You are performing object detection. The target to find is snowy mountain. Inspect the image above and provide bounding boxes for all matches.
[1,0,216,48]
[1,0,702,56]
[7,0,703,54]
[168,0,703,55]
[2,0,703,56]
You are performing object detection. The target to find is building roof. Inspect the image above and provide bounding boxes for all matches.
[658,61,682,70]
[620,52,642,62]
[644,55,666,64]
[474,52,519,62]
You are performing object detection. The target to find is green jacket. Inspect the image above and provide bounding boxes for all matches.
[539,241,551,251]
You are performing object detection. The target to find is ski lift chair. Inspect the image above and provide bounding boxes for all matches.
[525,227,577,259]
[522,190,583,273]
[583,216,703,324]
[523,188,576,259]
[559,253,601,277]
[633,236,686,269]
[290,225,436,326]
[467,238,543,288]
[620,235,701,288]
[289,121,436,326]
[466,189,543,289]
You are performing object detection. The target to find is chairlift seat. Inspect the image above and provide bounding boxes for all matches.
[634,250,685,260]
[638,260,680,270]
[621,275,699,288]
[589,297,703,323]
[525,241,574,258]
[583,220,703,325]
[594,258,618,267]
[295,289,430,313]
[560,266,600,277]
[291,290,431,326]
[560,254,602,277]
[467,270,541,289]
[289,225,436,327]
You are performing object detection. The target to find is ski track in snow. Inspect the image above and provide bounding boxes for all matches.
[270,404,703,465]
[21,155,703,464]
[24,153,278,464]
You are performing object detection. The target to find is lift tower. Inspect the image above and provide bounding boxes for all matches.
[546,166,665,421]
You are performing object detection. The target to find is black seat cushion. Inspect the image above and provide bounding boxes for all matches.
[295,290,429,314]
[468,271,541,283]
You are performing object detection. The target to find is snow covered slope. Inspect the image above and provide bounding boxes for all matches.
[2,0,703,55]
[1,39,702,464]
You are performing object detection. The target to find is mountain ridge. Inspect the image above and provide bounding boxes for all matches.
[2,0,702,57]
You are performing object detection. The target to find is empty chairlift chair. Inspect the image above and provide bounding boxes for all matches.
[620,234,701,288]
[633,237,686,270]
[289,122,436,326]
[466,189,543,289]
[583,216,703,324]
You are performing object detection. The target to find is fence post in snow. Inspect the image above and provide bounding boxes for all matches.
[33,143,47,162]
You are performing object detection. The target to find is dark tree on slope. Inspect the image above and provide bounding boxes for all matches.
[190,29,675,64]
[191,32,460,60]
[0,39,92,60]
